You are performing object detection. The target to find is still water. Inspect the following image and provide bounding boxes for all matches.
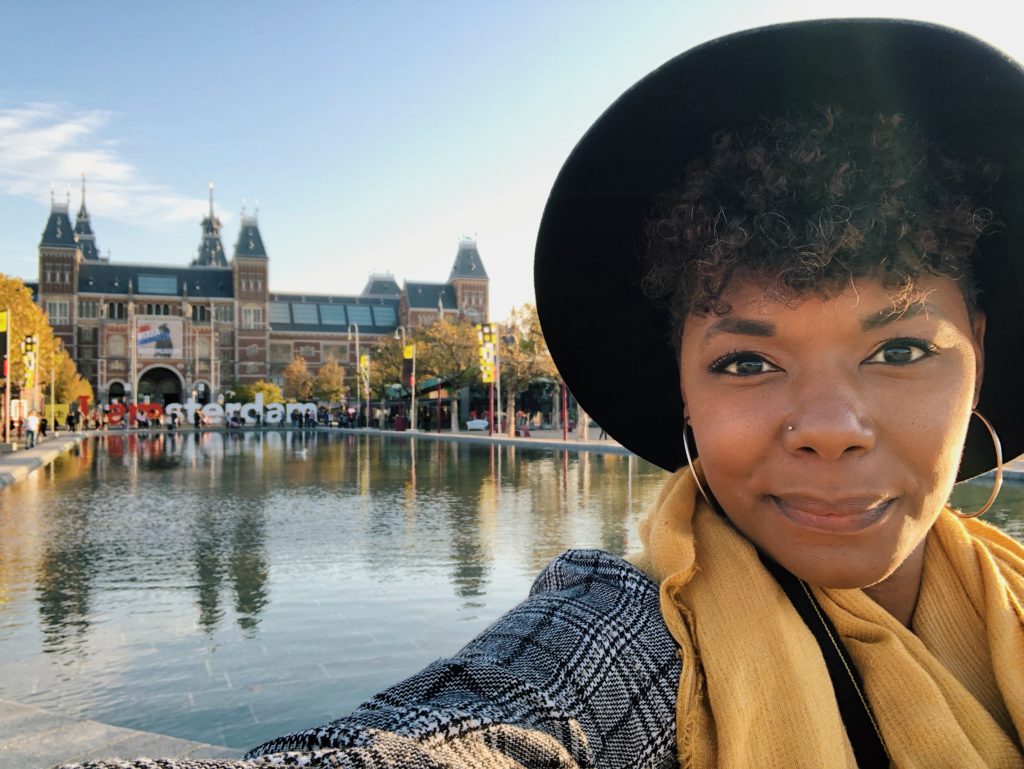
[0,432,669,749]
[0,432,1021,750]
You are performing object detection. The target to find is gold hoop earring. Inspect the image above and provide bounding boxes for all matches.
[683,421,714,509]
[954,410,1003,519]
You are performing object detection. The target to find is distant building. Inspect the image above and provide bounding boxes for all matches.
[33,181,489,405]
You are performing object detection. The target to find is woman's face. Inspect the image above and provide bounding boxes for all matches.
[678,274,985,589]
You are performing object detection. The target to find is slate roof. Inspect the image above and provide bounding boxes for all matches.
[77,262,235,298]
[74,202,102,261]
[192,214,229,267]
[234,215,268,259]
[267,292,400,334]
[405,281,457,310]
[448,238,488,280]
[40,204,76,249]
[361,274,402,298]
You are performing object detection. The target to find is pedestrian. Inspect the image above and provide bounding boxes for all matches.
[24,410,39,449]
[39,416,48,438]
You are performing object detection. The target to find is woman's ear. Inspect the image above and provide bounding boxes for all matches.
[971,310,987,409]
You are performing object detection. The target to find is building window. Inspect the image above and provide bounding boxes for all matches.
[78,300,99,318]
[215,304,234,322]
[322,343,346,361]
[107,302,127,320]
[138,275,178,295]
[245,362,259,374]
[270,342,292,363]
[79,327,96,343]
[46,300,69,324]
[192,305,210,322]
[242,306,263,329]
[299,345,314,358]
[246,344,258,357]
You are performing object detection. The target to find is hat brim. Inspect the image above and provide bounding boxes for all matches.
[535,18,1024,481]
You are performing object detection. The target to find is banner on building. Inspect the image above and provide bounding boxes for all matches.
[136,319,183,359]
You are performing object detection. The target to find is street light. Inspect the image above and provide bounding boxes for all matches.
[393,326,416,431]
[347,323,360,426]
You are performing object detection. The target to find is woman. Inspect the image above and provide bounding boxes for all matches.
[63,19,1022,769]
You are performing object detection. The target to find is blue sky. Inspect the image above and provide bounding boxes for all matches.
[2,1,1021,320]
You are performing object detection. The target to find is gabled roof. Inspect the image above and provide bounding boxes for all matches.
[233,215,268,259]
[78,262,235,298]
[40,204,76,249]
[405,281,457,310]
[361,273,401,298]
[448,237,488,280]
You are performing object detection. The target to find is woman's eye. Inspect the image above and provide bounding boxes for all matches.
[709,353,779,376]
[865,339,935,365]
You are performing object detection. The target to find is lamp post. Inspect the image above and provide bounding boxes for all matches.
[347,323,360,426]
[50,339,60,434]
[393,326,416,431]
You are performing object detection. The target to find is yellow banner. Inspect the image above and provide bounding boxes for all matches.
[0,310,7,332]
[45,404,70,425]
[403,344,414,360]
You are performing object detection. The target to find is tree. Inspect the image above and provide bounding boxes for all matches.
[498,304,557,435]
[240,379,284,403]
[366,336,404,400]
[0,273,91,408]
[417,317,480,431]
[282,356,313,400]
[312,358,346,403]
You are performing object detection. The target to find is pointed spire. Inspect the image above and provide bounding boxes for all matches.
[80,173,86,212]
[208,181,215,219]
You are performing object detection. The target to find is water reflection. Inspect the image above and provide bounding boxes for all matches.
[0,433,1020,749]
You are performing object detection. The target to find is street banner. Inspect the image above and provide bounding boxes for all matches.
[136,318,183,359]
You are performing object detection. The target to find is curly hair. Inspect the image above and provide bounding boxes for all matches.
[642,108,1000,354]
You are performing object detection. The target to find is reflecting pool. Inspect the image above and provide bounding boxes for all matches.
[0,432,1020,749]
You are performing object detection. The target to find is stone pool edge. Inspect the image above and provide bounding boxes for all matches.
[0,435,85,491]
[0,697,239,768]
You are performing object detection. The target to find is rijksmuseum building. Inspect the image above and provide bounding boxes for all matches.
[32,184,489,406]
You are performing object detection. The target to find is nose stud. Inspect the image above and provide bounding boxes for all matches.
[786,424,795,432]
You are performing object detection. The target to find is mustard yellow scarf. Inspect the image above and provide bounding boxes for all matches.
[630,466,1024,769]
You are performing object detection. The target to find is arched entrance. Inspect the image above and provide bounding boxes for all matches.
[107,381,126,403]
[137,366,184,405]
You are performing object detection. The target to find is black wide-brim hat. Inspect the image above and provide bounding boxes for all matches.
[535,18,1024,480]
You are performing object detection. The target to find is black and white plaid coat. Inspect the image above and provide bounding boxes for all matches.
[61,550,680,769]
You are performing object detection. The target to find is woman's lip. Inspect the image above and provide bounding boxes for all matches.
[770,495,893,534]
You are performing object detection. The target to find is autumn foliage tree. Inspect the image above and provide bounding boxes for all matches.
[312,358,347,403]
[234,379,284,404]
[0,273,93,408]
[417,317,480,431]
[498,304,557,436]
[282,356,313,400]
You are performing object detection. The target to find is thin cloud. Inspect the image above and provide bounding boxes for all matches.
[0,102,209,227]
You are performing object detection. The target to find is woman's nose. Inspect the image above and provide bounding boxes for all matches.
[782,386,876,461]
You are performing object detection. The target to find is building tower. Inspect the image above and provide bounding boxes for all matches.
[448,236,489,322]
[231,207,270,383]
[73,174,103,262]
[37,189,79,356]
[192,183,229,267]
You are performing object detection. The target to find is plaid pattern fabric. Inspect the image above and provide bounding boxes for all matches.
[58,550,680,769]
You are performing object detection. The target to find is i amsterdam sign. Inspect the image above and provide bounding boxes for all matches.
[86,393,317,426]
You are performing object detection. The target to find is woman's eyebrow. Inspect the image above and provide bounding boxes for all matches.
[859,302,938,331]
[701,318,775,348]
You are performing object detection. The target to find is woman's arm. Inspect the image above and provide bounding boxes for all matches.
[59,550,680,769]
